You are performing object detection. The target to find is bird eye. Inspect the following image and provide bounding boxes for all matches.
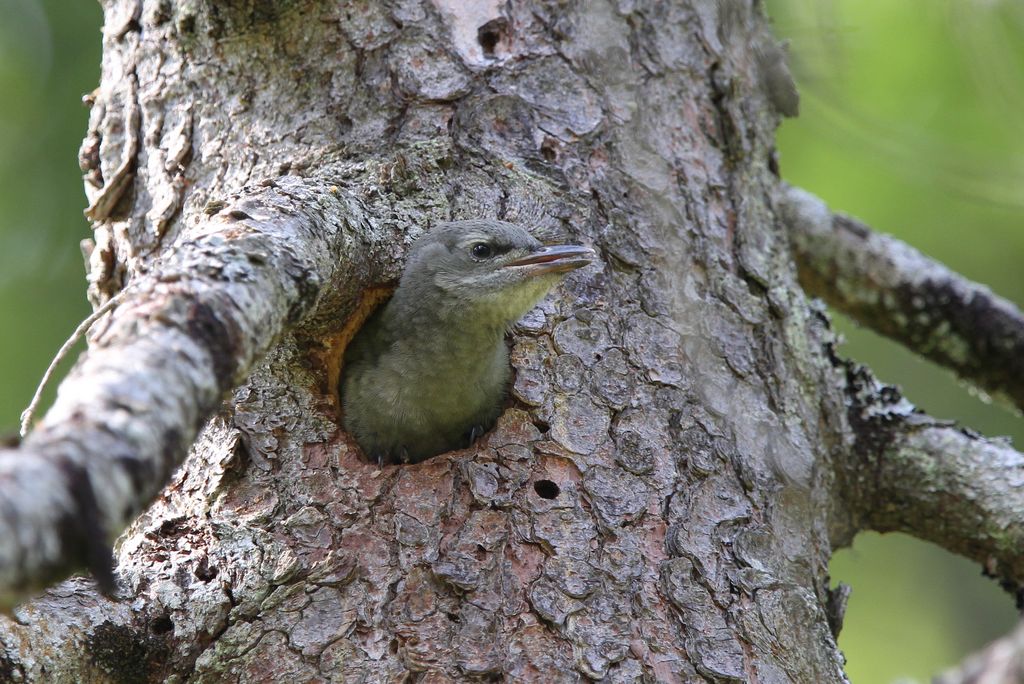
[470,243,493,259]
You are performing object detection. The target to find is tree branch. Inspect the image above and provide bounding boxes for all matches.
[782,185,1024,412]
[837,360,1024,598]
[0,148,441,609]
[937,621,1024,684]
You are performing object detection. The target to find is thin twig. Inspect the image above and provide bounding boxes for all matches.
[19,292,127,438]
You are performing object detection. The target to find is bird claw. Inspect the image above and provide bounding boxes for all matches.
[465,425,484,446]
[368,446,416,466]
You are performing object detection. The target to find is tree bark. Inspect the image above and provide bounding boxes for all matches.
[0,0,1018,682]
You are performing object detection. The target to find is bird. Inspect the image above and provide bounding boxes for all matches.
[341,219,595,464]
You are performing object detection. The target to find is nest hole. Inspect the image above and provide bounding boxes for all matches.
[534,479,560,499]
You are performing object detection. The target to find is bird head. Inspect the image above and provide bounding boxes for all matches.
[400,219,595,330]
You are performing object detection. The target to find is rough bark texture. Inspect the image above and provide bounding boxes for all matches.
[0,172,338,607]
[0,0,1019,682]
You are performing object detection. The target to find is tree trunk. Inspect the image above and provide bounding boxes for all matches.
[0,1,1019,682]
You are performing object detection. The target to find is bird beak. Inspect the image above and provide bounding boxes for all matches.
[504,244,596,276]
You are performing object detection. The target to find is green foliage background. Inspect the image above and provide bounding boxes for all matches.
[0,1,1019,681]
[0,0,98,429]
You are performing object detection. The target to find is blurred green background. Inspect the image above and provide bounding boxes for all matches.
[767,0,1023,682]
[0,1,1020,682]
[0,0,99,429]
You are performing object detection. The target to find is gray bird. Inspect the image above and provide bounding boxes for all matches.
[341,219,595,464]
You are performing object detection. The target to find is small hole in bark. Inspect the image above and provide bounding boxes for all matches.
[478,29,499,55]
[477,18,507,58]
[157,517,188,539]
[389,639,399,655]
[540,137,558,162]
[534,480,560,499]
[177,13,196,35]
[195,559,218,582]
[119,18,141,38]
[151,615,174,634]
